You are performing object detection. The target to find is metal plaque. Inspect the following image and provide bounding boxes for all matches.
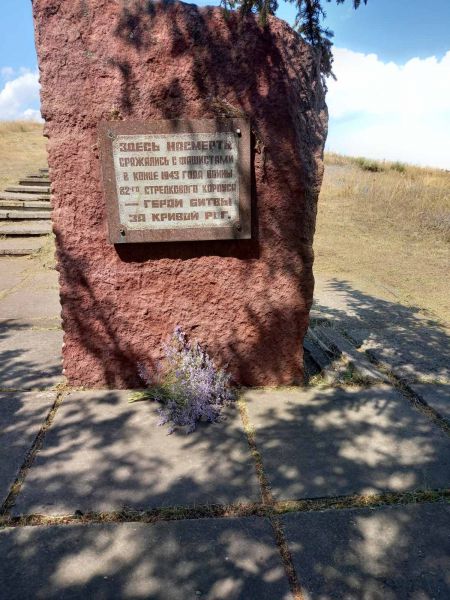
[99,118,251,243]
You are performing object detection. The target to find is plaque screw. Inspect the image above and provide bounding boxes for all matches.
[235,223,242,231]
[119,227,126,236]
[235,129,241,136]
[108,130,115,139]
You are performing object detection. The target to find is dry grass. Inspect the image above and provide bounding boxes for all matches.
[0,121,47,189]
[315,154,450,324]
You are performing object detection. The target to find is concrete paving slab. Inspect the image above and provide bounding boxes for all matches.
[0,517,291,600]
[244,386,450,500]
[0,391,56,506]
[312,277,450,384]
[0,258,28,292]
[283,502,450,600]
[27,268,59,289]
[319,324,450,385]
[363,328,450,384]
[411,384,450,421]
[312,276,427,329]
[0,284,61,320]
[0,237,46,256]
[0,320,63,390]
[13,391,260,515]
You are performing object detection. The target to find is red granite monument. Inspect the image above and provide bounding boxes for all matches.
[32,0,327,387]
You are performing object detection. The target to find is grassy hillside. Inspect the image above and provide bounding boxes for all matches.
[315,154,450,324]
[0,120,448,324]
[0,121,47,189]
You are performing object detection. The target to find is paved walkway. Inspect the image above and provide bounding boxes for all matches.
[0,254,449,599]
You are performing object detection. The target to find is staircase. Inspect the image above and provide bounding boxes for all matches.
[0,168,52,256]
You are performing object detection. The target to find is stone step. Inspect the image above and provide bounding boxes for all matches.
[0,210,52,220]
[0,192,50,202]
[0,236,46,256]
[24,173,50,185]
[5,185,51,194]
[0,199,51,210]
[304,329,345,384]
[309,326,389,384]
[19,178,51,186]
[0,221,52,235]
[304,330,334,371]
[39,168,49,174]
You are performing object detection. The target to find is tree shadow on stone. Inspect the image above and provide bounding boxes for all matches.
[54,233,148,387]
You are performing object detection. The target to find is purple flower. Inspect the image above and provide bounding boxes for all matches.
[137,363,151,385]
[136,327,236,434]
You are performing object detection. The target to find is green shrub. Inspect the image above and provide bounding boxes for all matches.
[354,157,385,172]
[390,161,407,173]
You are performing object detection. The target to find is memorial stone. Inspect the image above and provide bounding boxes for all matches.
[32,0,327,386]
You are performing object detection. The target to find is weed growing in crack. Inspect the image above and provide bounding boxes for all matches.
[133,326,236,434]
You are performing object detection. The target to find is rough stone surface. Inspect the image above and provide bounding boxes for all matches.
[0,320,63,390]
[13,391,260,515]
[0,518,292,599]
[0,392,55,506]
[411,384,450,421]
[33,0,327,387]
[283,503,450,599]
[243,386,450,500]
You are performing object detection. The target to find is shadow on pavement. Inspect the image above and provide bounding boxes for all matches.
[283,502,450,600]
[244,385,450,500]
[0,391,56,507]
[12,391,260,515]
[312,278,450,382]
[0,517,291,600]
[0,320,62,390]
[1,390,291,599]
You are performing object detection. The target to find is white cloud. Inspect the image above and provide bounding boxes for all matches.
[326,48,450,169]
[22,108,42,121]
[1,66,15,79]
[0,69,42,122]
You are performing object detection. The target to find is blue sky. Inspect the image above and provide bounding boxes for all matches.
[1,0,449,167]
